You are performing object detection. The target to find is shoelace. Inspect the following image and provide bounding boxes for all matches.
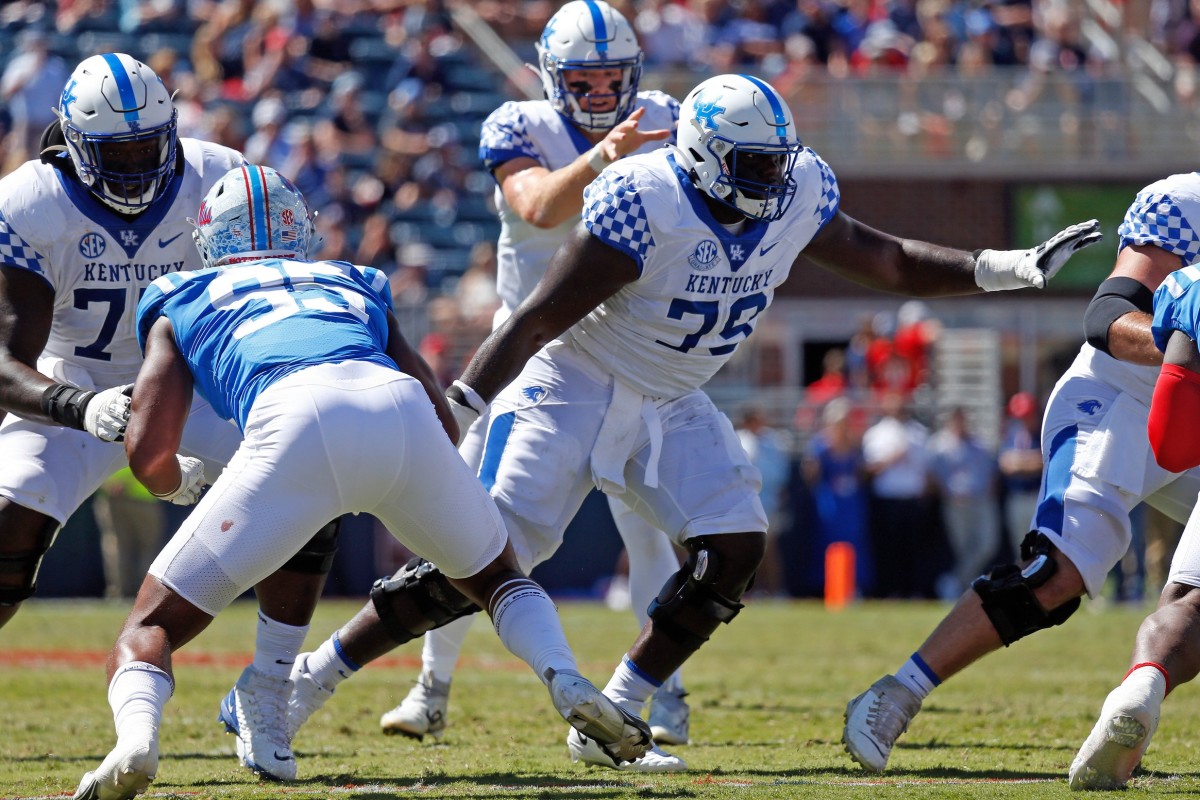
[865,692,913,746]
[243,673,291,750]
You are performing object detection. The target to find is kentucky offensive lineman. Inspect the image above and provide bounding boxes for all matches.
[72,164,650,800]
[256,0,690,775]
[268,72,1102,774]
[0,53,243,628]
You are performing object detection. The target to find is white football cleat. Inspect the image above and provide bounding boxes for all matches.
[548,669,651,765]
[649,686,690,745]
[1069,680,1162,790]
[380,669,450,740]
[568,729,687,772]
[843,675,922,772]
[218,665,297,781]
[287,653,335,741]
[73,738,158,800]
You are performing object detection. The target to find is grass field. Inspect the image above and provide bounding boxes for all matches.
[2,597,1196,799]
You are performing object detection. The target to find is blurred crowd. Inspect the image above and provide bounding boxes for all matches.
[2,0,1199,364]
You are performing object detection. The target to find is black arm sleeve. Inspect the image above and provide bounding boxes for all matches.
[1082,276,1155,355]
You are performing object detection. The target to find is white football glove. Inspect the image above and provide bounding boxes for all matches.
[83,384,133,442]
[447,379,487,447]
[149,455,208,506]
[974,219,1103,291]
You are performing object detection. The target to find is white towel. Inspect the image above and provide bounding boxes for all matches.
[591,377,662,494]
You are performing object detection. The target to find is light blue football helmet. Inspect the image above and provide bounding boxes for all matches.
[192,165,319,268]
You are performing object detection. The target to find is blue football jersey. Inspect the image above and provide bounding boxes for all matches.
[136,258,396,429]
[1154,263,1200,353]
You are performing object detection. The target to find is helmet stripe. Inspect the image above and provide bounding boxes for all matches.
[739,74,789,140]
[583,0,608,54]
[241,166,271,251]
[100,53,140,125]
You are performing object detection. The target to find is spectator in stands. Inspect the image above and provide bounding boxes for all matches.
[927,407,1001,598]
[808,347,850,405]
[803,397,873,596]
[863,391,933,598]
[0,30,68,173]
[634,0,707,67]
[892,299,940,391]
[998,390,1042,555]
[244,95,292,167]
[92,468,167,600]
[313,71,379,164]
[737,406,793,598]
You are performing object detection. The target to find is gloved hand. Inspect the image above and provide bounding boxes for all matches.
[974,219,1103,291]
[149,455,207,505]
[83,384,133,442]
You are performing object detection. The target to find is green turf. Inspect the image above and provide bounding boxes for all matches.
[1,597,1194,798]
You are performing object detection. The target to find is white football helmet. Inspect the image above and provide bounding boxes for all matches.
[675,74,804,222]
[56,53,178,213]
[192,165,319,268]
[536,0,642,130]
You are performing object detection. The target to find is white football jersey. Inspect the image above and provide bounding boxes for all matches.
[0,139,243,388]
[567,146,840,398]
[1074,171,1200,401]
[479,92,679,311]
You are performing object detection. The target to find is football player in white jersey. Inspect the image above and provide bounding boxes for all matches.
[0,53,244,631]
[71,165,651,800]
[1066,176,1200,790]
[266,0,691,774]
[845,172,1200,778]
[444,71,1099,771]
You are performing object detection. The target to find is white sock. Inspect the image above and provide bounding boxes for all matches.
[422,614,474,683]
[603,655,660,716]
[252,611,309,678]
[489,578,576,682]
[108,662,173,744]
[894,653,939,701]
[1123,663,1169,706]
[305,631,360,690]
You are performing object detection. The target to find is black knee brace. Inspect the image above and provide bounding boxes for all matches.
[647,538,746,651]
[972,532,1081,646]
[279,517,340,574]
[0,519,60,606]
[370,557,481,645]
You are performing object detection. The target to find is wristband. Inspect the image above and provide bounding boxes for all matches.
[451,379,488,414]
[587,145,612,174]
[41,383,96,431]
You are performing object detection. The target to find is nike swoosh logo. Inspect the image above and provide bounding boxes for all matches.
[158,233,183,248]
[275,659,294,666]
[759,242,779,256]
[274,751,294,761]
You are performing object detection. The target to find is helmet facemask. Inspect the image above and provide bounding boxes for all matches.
[698,133,800,222]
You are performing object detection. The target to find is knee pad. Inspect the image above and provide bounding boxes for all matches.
[370,557,481,645]
[972,532,1081,646]
[648,538,746,651]
[0,519,60,606]
[279,518,340,575]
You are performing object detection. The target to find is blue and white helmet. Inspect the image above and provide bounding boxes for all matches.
[57,53,178,213]
[536,0,642,130]
[675,74,804,222]
[192,165,319,268]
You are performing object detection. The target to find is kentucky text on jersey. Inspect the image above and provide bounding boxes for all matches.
[685,270,773,295]
[84,261,186,282]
